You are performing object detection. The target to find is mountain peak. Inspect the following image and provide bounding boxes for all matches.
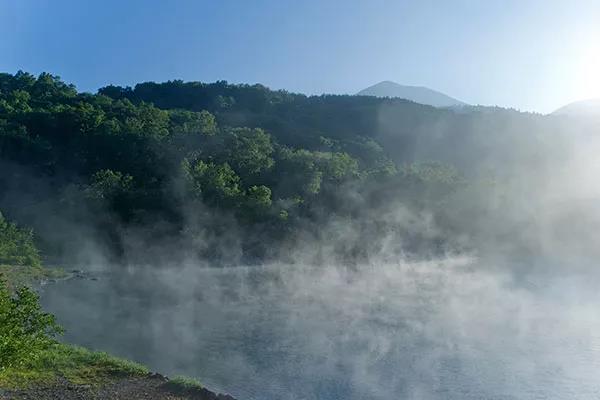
[357,81,465,108]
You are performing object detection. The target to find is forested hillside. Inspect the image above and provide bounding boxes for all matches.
[0,71,570,264]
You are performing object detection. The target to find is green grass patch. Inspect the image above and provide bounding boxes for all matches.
[0,264,66,289]
[0,343,149,389]
[166,375,204,391]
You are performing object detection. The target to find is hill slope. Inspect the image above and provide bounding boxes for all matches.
[357,81,466,107]
[552,99,600,118]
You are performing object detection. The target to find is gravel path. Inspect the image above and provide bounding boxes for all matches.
[0,374,237,400]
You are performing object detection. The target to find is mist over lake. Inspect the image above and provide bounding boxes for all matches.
[40,257,600,400]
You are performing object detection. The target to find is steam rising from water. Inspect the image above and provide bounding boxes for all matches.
[24,105,600,399]
[42,255,600,400]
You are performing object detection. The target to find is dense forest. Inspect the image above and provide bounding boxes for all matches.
[0,71,578,265]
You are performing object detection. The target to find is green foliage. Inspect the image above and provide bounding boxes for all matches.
[224,127,274,175]
[183,159,243,205]
[246,185,272,209]
[0,213,41,268]
[0,119,53,167]
[276,148,323,196]
[84,169,134,201]
[0,282,63,371]
[166,375,203,391]
[29,73,77,105]
[169,109,216,135]
[62,101,105,134]
[0,71,495,257]
[121,101,170,138]
[315,151,359,181]
[0,90,32,113]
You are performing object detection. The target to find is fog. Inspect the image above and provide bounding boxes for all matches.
[40,126,600,399]
[41,256,600,399]
[6,98,600,399]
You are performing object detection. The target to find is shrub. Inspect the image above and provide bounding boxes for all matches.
[0,281,63,370]
[0,212,41,267]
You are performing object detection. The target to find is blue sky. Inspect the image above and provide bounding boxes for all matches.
[2,0,599,113]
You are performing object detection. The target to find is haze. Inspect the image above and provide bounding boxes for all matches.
[3,2,600,400]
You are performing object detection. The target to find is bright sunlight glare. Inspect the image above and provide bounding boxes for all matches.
[573,42,600,100]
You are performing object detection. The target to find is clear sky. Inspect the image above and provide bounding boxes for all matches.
[2,0,599,113]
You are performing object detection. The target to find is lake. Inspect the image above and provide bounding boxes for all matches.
[40,257,600,400]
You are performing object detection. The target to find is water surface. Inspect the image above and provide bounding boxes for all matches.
[41,259,600,400]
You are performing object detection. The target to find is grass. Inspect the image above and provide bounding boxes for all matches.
[166,375,204,391]
[0,264,66,290]
[0,343,150,389]
[0,343,207,394]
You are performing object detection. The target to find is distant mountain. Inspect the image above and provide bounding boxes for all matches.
[357,81,466,108]
[552,99,600,118]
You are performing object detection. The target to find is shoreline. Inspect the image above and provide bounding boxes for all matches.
[0,265,238,400]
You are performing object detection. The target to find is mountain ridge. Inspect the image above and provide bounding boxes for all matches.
[552,98,600,117]
[357,81,466,108]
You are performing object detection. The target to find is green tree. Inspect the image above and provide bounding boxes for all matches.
[225,127,274,175]
[64,102,105,134]
[246,185,272,209]
[0,213,41,268]
[276,148,323,196]
[0,282,63,370]
[2,90,32,113]
[112,101,169,138]
[84,169,134,201]
[182,159,243,205]
[29,72,77,107]
[169,110,216,135]
[316,152,359,182]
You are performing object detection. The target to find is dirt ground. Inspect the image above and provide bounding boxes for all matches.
[0,374,237,400]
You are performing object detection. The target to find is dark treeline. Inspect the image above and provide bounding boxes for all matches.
[0,71,572,265]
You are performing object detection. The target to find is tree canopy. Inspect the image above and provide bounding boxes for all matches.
[0,71,561,263]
